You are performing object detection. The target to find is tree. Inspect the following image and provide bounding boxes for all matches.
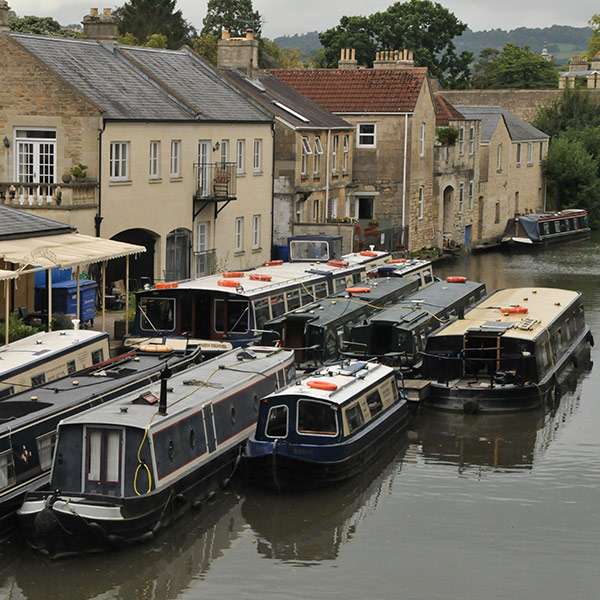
[202,0,262,38]
[9,15,80,39]
[259,39,304,69]
[543,136,600,225]
[318,1,473,88]
[116,0,196,49]
[587,14,600,58]
[471,43,559,89]
[192,33,219,65]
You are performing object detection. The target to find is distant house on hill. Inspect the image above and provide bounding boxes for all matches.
[559,53,600,89]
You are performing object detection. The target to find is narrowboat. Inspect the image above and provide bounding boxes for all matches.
[376,257,435,289]
[260,276,421,369]
[343,279,487,371]
[243,360,409,491]
[502,209,590,246]
[0,328,110,400]
[18,346,295,557]
[421,287,593,413]
[0,344,202,539]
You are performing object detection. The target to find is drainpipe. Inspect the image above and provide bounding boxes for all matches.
[95,119,107,237]
[325,129,331,220]
[270,121,276,258]
[402,114,408,247]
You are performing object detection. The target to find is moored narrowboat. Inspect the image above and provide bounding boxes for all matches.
[260,276,421,368]
[18,346,295,557]
[243,360,409,491]
[0,344,202,539]
[342,278,487,371]
[421,287,593,413]
[502,209,590,247]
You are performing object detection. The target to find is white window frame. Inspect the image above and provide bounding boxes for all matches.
[110,141,129,181]
[497,143,502,171]
[235,217,243,252]
[313,198,320,221]
[170,140,180,178]
[468,180,474,211]
[420,122,426,157]
[253,139,262,173]
[459,182,464,212]
[252,214,260,249]
[516,142,521,165]
[331,195,338,219]
[314,136,323,174]
[332,135,338,173]
[236,139,245,174]
[343,134,349,170]
[527,142,533,165]
[418,186,424,220]
[220,139,229,167]
[458,126,465,155]
[14,128,57,186]
[539,141,544,162]
[469,126,474,155]
[357,123,376,148]
[149,140,160,179]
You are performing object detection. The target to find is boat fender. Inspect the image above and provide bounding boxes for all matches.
[307,380,338,391]
[500,306,528,315]
[249,273,272,282]
[139,530,155,544]
[222,272,245,278]
[587,331,595,347]
[571,352,578,368]
[34,507,58,535]
[463,399,479,414]
[87,521,108,540]
[217,279,241,288]
[446,276,467,283]
[345,287,371,294]
[107,534,125,547]
[327,260,349,267]
[387,258,407,264]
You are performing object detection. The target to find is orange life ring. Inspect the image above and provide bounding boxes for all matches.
[360,251,378,257]
[327,260,349,268]
[501,306,528,315]
[263,260,283,266]
[249,274,272,282]
[156,281,179,289]
[387,258,407,264]
[217,279,240,288]
[222,272,244,278]
[446,276,467,283]
[139,344,173,353]
[346,287,371,294]
[307,380,338,391]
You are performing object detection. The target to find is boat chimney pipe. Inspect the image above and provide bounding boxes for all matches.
[158,365,172,416]
[458,307,465,320]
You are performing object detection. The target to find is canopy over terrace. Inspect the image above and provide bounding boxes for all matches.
[0,232,145,341]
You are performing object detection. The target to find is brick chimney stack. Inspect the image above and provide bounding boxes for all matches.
[373,49,415,69]
[338,48,357,70]
[217,28,259,78]
[82,8,119,43]
[0,1,11,33]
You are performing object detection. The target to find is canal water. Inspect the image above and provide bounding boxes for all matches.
[1,235,599,600]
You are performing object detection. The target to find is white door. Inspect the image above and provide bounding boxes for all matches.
[196,221,210,277]
[15,129,56,204]
[197,141,210,198]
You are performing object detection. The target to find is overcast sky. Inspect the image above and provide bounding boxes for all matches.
[9,1,598,38]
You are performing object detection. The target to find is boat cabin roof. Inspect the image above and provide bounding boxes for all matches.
[266,361,394,406]
[429,287,581,340]
[58,347,294,430]
[518,209,587,223]
[0,329,108,376]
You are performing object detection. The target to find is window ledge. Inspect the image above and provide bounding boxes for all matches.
[149,177,162,183]
[170,176,183,182]
[109,179,132,186]
[251,247,262,253]
[253,170,263,176]
[234,251,245,256]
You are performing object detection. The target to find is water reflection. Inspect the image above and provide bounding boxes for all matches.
[408,357,590,475]
[0,490,244,600]
[240,436,408,565]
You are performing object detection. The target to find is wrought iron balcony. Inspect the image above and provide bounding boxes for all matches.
[193,162,237,201]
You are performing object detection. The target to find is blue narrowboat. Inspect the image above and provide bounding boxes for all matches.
[243,360,408,491]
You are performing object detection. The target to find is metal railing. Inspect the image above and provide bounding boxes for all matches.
[194,249,217,277]
[193,162,237,200]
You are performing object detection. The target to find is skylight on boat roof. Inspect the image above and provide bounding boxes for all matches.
[273,101,310,123]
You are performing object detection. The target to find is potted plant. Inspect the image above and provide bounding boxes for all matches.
[70,163,89,181]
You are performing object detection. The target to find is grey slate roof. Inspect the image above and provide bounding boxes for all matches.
[0,206,74,240]
[454,105,549,144]
[117,46,270,122]
[225,70,353,130]
[10,34,269,123]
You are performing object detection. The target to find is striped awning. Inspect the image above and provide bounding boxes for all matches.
[0,233,145,270]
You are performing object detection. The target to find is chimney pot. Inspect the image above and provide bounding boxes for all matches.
[103,8,111,16]
[90,8,98,16]
[246,28,254,40]
[221,29,230,40]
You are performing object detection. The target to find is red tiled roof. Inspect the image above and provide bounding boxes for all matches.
[435,93,464,125]
[268,68,428,113]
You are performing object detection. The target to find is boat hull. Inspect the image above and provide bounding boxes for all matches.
[18,443,242,558]
[243,400,409,491]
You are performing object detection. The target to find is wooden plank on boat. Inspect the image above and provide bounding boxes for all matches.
[400,379,431,402]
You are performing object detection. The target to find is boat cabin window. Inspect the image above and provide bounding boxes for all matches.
[214,298,249,333]
[0,386,14,400]
[423,268,433,285]
[36,431,57,471]
[542,222,550,235]
[300,287,314,305]
[86,428,122,494]
[265,405,288,438]
[315,282,328,299]
[91,348,105,365]
[334,277,347,293]
[253,298,271,329]
[140,297,175,331]
[345,403,365,434]
[286,290,301,311]
[30,372,46,387]
[297,399,338,436]
[271,294,285,318]
[0,450,16,490]
[365,389,384,418]
[67,360,77,374]
[289,240,331,261]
